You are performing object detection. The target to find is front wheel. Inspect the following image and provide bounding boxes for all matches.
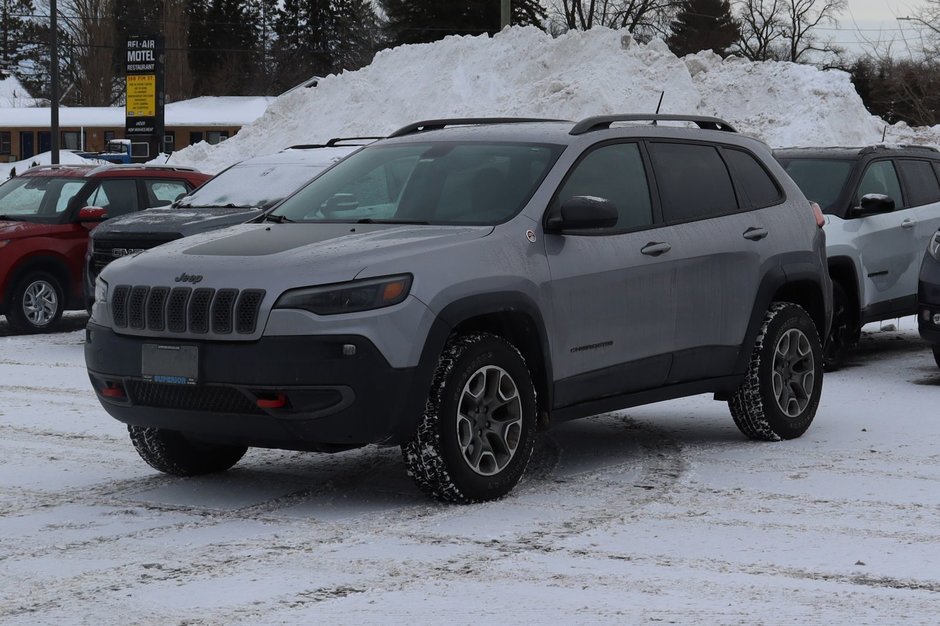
[823,282,857,371]
[128,426,247,476]
[402,332,538,503]
[729,302,823,441]
[6,271,64,333]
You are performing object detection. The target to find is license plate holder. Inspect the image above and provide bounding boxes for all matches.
[142,344,198,385]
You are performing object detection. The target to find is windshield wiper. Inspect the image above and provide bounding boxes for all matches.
[355,218,429,224]
[263,213,295,223]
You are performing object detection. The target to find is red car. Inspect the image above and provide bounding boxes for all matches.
[0,163,210,332]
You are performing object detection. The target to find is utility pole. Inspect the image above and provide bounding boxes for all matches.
[501,0,510,29]
[50,0,60,164]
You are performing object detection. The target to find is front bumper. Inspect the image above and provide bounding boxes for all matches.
[918,253,940,344]
[84,323,430,450]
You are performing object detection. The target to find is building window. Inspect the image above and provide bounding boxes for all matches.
[104,131,116,143]
[61,131,88,151]
[206,131,228,145]
[0,131,10,154]
[189,131,203,145]
[163,131,176,154]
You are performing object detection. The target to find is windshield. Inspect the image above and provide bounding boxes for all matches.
[781,158,853,214]
[178,161,337,210]
[0,176,87,222]
[270,141,565,224]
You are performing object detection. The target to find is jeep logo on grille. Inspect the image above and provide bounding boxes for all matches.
[111,248,145,258]
[174,272,204,284]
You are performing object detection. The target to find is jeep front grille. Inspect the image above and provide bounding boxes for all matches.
[111,285,265,335]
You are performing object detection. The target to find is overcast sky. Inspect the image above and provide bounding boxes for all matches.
[834,0,934,55]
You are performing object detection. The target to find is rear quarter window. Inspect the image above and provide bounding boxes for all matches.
[722,148,782,208]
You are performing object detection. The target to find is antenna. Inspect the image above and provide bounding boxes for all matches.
[881,125,887,143]
[655,91,665,114]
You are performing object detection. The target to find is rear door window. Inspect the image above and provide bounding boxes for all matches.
[897,160,940,206]
[856,161,903,208]
[648,142,737,222]
[145,179,190,207]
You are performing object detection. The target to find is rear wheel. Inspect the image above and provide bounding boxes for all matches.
[932,345,940,370]
[402,332,537,503]
[128,426,247,476]
[729,302,823,441]
[6,271,64,333]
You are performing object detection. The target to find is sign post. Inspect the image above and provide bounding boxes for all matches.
[124,34,165,162]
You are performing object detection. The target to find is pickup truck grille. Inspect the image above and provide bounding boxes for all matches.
[90,235,180,283]
[111,285,265,335]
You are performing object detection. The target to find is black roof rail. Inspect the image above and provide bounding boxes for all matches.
[388,117,568,138]
[325,136,385,146]
[570,114,737,135]
[859,144,939,155]
[286,143,327,149]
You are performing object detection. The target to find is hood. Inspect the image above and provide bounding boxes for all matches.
[0,219,71,240]
[100,222,493,290]
[93,207,263,239]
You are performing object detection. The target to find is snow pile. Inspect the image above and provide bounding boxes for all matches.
[166,27,940,173]
[0,150,104,181]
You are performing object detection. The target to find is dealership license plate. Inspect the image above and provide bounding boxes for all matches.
[142,344,198,385]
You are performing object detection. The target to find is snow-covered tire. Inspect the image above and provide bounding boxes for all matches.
[728,302,823,441]
[128,426,247,476]
[7,271,64,333]
[401,332,537,503]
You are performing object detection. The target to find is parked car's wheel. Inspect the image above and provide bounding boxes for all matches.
[823,281,856,371]
[6,271,64,333]
[728,302,823,441]
[128,426,247,476]
[402,332,537,503]
[932,345,940,370]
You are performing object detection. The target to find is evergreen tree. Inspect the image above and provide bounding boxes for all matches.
[377,0,546,47]
[188,0,264,95]
[667,0,739,58]
[273,0,336,88]
[1,0,49,91]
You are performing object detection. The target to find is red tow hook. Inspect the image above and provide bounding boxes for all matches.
[256,393,288,409]
[101,384,126,399]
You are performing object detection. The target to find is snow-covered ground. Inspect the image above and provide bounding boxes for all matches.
[1,314,938,623]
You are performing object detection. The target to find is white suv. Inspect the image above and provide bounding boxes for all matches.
[776,145,940,367]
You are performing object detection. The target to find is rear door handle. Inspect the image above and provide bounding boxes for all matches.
[743,227,768,241]
[901,218,915,230]
[641,242,671,256]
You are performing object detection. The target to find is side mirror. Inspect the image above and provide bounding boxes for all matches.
[77,206,108,223]
[322,192,359,215]
[545,196,619,232]
[853,193,895,217]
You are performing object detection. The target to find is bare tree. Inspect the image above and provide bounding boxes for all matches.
[734,0,845,63]
[547,0,682,39]
[58,0,117,105]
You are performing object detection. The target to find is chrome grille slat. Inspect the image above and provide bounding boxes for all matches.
[113,285,265,336]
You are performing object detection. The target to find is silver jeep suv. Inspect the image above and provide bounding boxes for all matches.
[85,115,832,502]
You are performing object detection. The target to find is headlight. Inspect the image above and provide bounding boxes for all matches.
[94,276,109,305]
[274,274,412,315]
[930,232,940,261]
[0,240,10,248]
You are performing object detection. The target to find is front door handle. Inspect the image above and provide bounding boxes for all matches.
[901,218,915,230]
[641,242,671,256]
[743,226,768,241]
